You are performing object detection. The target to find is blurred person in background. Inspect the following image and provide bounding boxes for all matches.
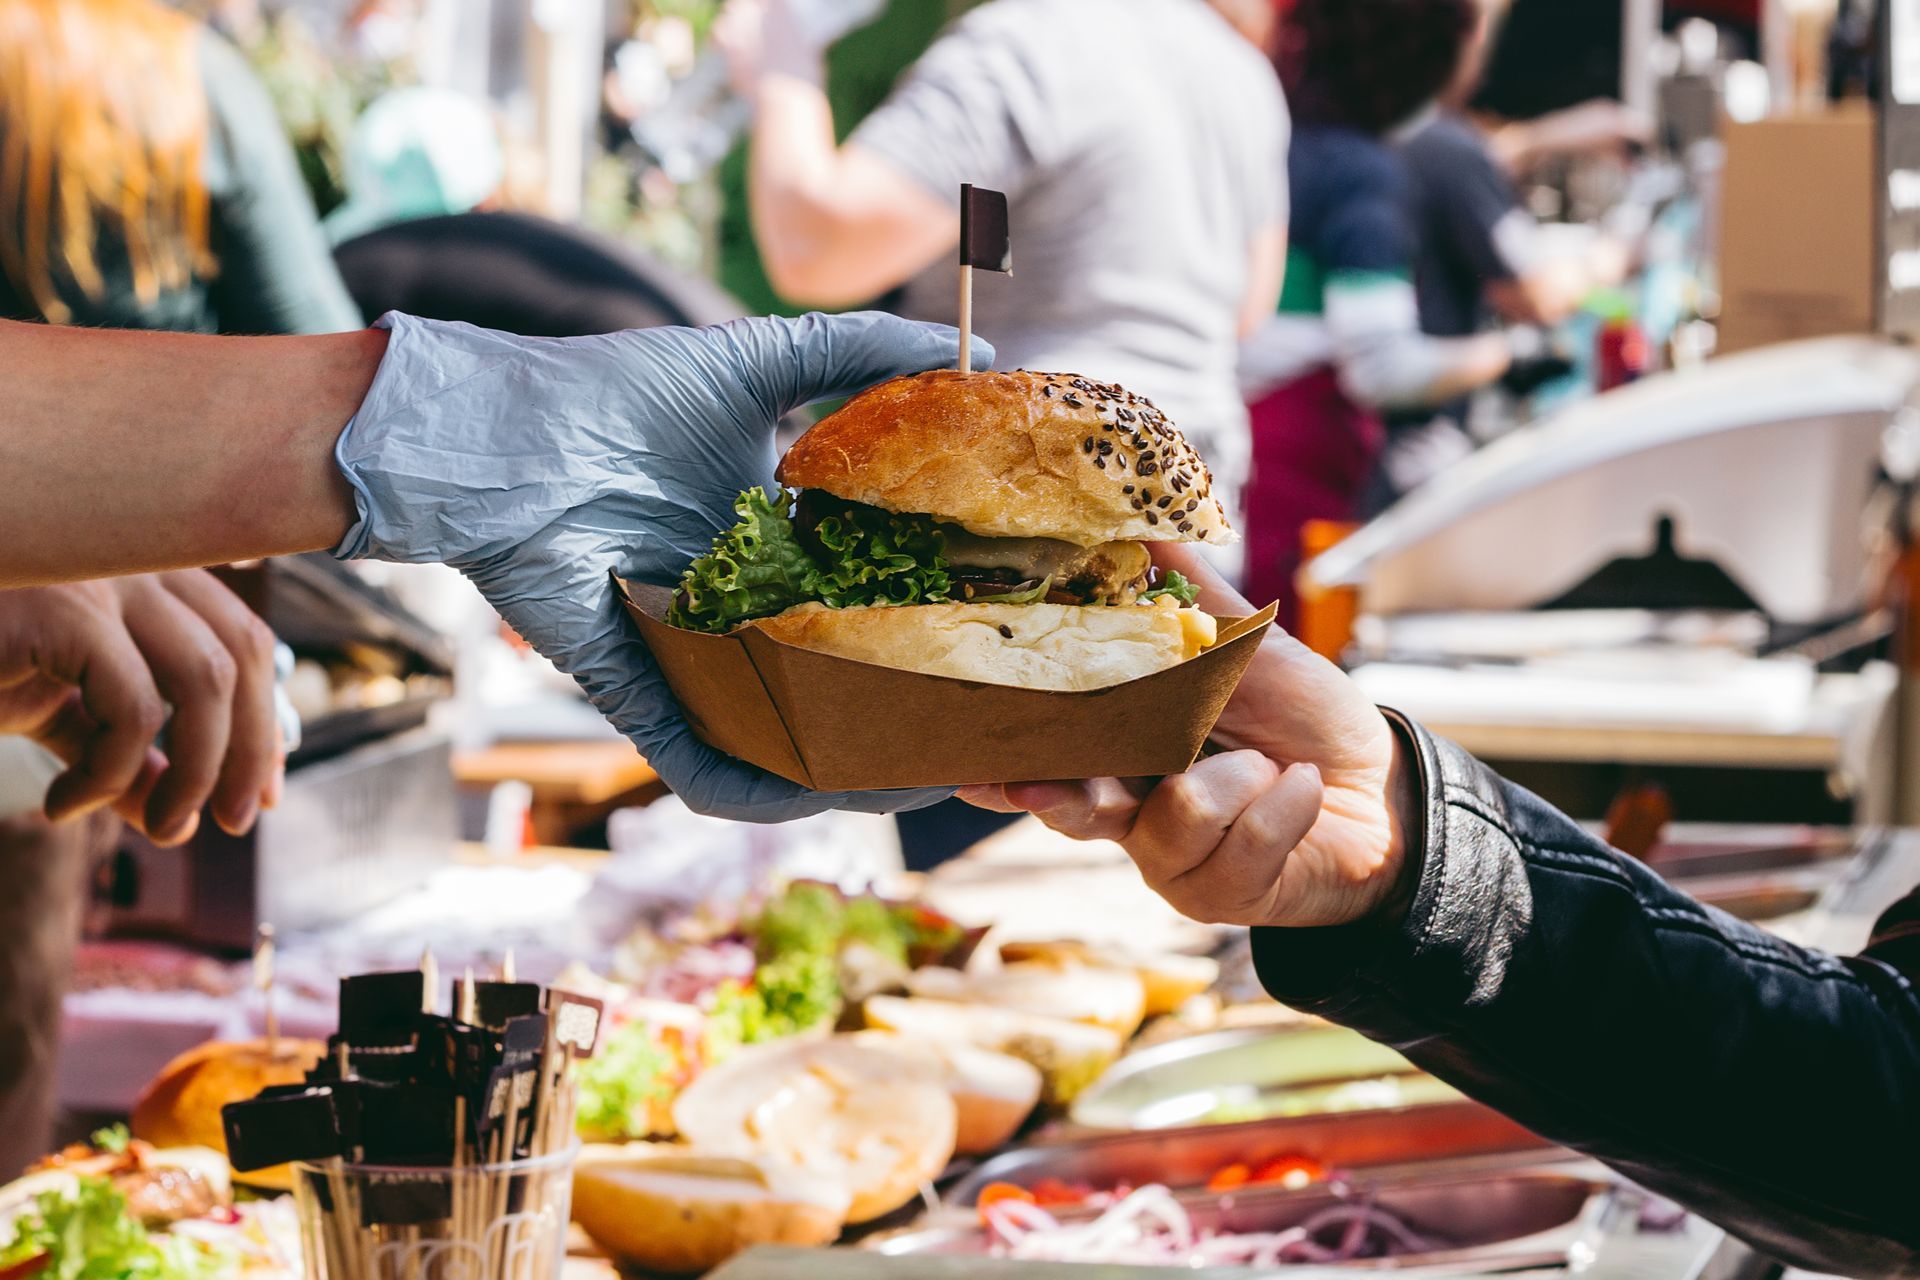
[1238,0,1540,625]
[1371,0,1636,511]
[326,88,742,338]
[713,0,1289,542]
[0,0,352,1171]
[0,0,358,333]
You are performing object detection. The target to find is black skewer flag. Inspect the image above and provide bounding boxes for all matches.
[957,184,1011,372]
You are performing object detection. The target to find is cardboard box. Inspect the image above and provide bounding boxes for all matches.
[619,580,1275,791]
[1717,106,1875,355]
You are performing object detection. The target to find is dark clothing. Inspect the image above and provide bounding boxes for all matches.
[1242,126,1406,619]
[1242,369,1382,627]
[1283,126,1416,298]
[1473,0,1623,120]
[0,34,357,335]
[1253,715,1920,1277]
[1402,114,1523,343]
[333,212,743,337]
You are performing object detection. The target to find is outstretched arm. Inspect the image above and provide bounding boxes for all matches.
[0,318,383,586]
[971,546,1920,1275]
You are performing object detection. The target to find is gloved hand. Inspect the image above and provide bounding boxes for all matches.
[333,310,994,822]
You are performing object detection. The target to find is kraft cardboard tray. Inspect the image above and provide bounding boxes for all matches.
[618,579,1276,792]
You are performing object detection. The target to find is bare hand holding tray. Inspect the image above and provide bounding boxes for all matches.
[619,579,1275,792]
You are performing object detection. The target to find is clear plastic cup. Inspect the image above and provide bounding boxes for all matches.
[290,1144,578,1280]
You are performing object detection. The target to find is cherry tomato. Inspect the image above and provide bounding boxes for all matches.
[976,1181,1038,1227]
[1206,1162,1252,1193]
[1251,1155,1327,1189]
[1030,1178,1088,1207]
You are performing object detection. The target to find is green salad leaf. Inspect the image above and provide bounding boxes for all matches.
[748,882,846,960]
[88,1125,130,1155]
[806,506,952,609]
[1141,570,1199,606]
[706,950,839,1056]
[668,489,954,633]
[0,1178,227,1280]
[575,1021,675,1142]
[667,488,820,633]
[969,576,1052,605]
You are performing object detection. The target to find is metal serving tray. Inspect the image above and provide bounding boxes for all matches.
[1070,1026,1450,1132]
[876,1170,1613,1272]
[950,1108,1552,1208]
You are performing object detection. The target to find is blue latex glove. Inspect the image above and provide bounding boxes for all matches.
[332,310,995,822]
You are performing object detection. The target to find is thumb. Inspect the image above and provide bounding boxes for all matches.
[717,311,996,418]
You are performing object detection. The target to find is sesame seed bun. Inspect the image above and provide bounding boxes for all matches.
[777,370,1235,548]
[751,600,1217,693]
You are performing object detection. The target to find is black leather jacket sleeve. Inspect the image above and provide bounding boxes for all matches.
[1251,714,1920,1277]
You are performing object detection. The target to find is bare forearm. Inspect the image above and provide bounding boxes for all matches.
[748,75,847,296]
[0,320,385,586]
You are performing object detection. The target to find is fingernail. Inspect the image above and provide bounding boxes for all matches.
[223,796,260,836]
[1294,762,1322,786]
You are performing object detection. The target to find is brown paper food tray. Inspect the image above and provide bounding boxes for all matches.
[618,578,1275,792]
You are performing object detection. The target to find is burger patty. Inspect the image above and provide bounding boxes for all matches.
[794,490,1151,605]
[943,534,1151,605]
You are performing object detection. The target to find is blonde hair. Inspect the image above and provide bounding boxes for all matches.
[0,0,215,323]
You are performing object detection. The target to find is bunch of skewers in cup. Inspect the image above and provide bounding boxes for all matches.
[221,963,602,1280]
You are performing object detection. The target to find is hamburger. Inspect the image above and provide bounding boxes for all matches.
[131,1039,326,1191]
[668,370,1234,693]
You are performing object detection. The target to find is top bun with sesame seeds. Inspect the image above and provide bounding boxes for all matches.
[777,370,1235,549]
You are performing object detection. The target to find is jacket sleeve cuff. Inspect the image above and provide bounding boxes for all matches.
[1251,710,1534,1014]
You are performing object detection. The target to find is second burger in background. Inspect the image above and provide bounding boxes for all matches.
[668,370,1234,693]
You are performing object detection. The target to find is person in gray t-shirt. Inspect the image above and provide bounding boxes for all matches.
[714,0,1289,536]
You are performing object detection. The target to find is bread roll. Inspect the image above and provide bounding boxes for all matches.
[131,1038,326,1191]
[843,1032,1043,1156]
[777,370,1235,547]
[672,1039,957,1224]
[861,996,1123,1106]
[572,1146,848,1275]
[753,600,1217,692]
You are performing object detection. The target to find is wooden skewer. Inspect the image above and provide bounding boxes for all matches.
[253,924,278,1057]
[419,948,439,1015]
[957,264,975,374]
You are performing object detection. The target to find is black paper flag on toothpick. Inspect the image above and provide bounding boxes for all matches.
[960,184,1012,274]
[957,184,1011,373]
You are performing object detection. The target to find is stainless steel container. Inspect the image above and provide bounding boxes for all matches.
[951,1110,1551,1207]
[1071,1025,1449,1131]
[878,1170,1613,1271]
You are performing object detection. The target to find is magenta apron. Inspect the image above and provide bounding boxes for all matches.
[1242,367,1384,631]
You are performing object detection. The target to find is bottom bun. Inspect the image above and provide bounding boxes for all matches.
[843,1031,1043,1156]
[751,601,1216,692]
[999,940,1221,1017]
[572,1146,848,1275]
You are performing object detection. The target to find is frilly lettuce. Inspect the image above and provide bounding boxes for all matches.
[806,506,952,608]
[669,488,951,633]
[1141,570,1199,606]
[668,488,821,632]
[0,1177,227,1280]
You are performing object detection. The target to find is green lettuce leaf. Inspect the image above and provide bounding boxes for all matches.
[0,1178,228,1280]
[667,488,819,633]
[968,576,1052,605]
[806,506,952,609]
[1141,570,1199,606]
[575,1020,675,1141]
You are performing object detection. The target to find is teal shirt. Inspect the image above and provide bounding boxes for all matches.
[0,33,359,335]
